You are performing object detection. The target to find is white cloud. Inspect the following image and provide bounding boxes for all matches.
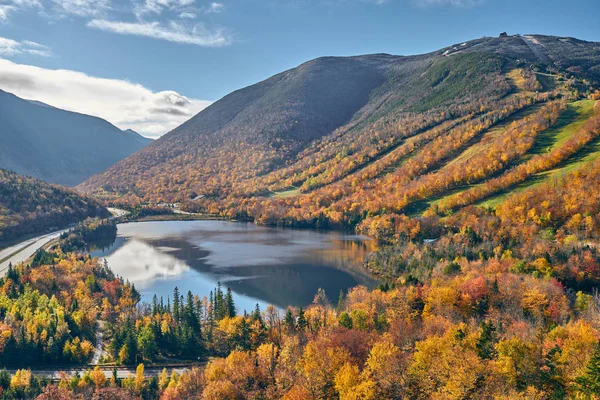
[10,0,42,6]
[0,0,106,21]
[179,11,197,18]
[2,0,233,47]
[204,2,224,13]
[0,0,42,21]
[0,37,19,55]
[0,36,51,57]
[0,0,41,20]
[134,0,196,19]
[87,19,232,47]
[0,5,16,20]
[50,0,111,17]
[0,58,211,138]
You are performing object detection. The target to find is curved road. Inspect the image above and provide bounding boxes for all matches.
[0,208,129,277]
[0,229,70,276]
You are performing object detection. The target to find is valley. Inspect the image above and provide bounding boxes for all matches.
[2,32,600,399]
[0,90,151,186]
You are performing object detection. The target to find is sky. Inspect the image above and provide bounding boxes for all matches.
[0,0,598,138]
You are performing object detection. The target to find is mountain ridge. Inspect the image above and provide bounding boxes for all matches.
[79,34,600,229]
[0,89,152,186]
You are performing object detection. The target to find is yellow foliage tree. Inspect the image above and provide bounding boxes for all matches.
[10,369,31,390]
[90,366,107,387]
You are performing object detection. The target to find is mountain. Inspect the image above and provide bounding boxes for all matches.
[0,168,109,244]
[79,34,600,227]
[123,129,152,146]
[0,90,152,186]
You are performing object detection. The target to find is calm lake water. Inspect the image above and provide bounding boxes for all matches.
[91,220,378,312]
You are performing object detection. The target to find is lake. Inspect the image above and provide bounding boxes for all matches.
[91,220,378,312]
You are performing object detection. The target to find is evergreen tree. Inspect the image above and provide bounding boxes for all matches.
[297,307,308,332]
[152,295,158,315]
[575,341,600,396]
[180,294,185,320]
[215,282,224,319]
[540,345,566,398]
[225,288,236,318]
[284,309,295,333]
[336,289,345,313]
[7,262,17,282]
[185,291,201,335]
[252,303,262,322]
[476,320,498,359]
[182,327,201,358]
[207,291,215,341]
[131,284,140,301]
[237,318,251,350]
[172,287,181,323]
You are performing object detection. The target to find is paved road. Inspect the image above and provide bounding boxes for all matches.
[3,366,192,380]
[91,321,106,365]
[0,229,70,276]
[107,207,129,218]
[0,208,129,277]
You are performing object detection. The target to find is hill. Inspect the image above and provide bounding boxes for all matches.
[0,169,109,245]
[79,34,600,229]
[0,90,152,186]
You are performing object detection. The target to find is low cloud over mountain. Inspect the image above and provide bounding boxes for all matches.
[0,58,211,138]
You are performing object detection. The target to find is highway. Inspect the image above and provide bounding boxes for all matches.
[3,366,194,380]
[0,208,129,277]
[0,228,70,276]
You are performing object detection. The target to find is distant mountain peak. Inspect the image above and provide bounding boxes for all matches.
[0,89,152,186]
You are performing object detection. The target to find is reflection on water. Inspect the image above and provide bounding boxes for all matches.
[104,239,189,281]
[92,220,378,311]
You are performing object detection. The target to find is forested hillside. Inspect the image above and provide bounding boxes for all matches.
[2,194,600,398]
[80,34,600,230]
[3,34,595,399]
[0,90,151,186]
[0,169,109,244]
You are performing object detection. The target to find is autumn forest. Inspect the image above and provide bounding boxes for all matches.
[2,34,600,399]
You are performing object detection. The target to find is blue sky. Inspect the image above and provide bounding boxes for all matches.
[0,0,599,137]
